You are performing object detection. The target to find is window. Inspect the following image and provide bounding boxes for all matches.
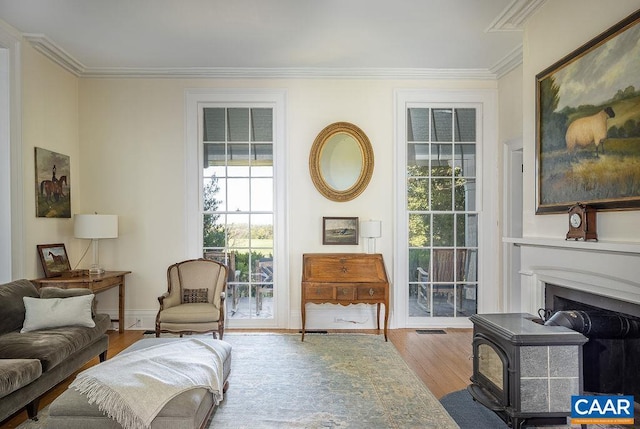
[202,107,274,320]
[186,90,286,328]
[406,107,478,318]
[395,88,499,327]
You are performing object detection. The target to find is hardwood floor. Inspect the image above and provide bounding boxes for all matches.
[389,328,473,399]
[2,328,473,428]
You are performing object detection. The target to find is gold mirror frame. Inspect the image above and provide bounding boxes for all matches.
[309,122,374,202]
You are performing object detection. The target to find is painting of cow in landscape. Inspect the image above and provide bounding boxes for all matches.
[35,147,71,218]
[536,10,640,213]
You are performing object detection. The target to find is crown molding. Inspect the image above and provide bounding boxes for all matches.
[80,66,499,80]
[491,44,523,78]
[22,33,520,80]
[23,33,84,76]
[0,18,23,42]
[487,0,546,32]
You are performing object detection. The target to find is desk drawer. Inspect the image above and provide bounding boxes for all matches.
[90,276,122,293]
[356,286,385,300]
[304,285,334,300]
[336,286,355,301]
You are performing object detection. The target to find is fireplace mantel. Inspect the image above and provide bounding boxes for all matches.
[507,236,640,315]
[504,237,640,256]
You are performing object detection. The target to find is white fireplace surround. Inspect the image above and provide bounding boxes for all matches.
[504,238,640,315]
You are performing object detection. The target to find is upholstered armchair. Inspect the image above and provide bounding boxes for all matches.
[155,258,227,339]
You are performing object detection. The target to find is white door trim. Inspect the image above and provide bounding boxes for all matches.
[0,23,23,281]
[502,138,523,312]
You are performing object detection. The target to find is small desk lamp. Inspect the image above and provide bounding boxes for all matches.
[74,214,118,275]
[360,220,381,254]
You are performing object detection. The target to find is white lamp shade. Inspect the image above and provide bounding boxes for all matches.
[74,214,118,239]
[360,220,381,238]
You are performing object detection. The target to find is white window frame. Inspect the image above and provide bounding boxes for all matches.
[394,89,500,328]
[185,89,288,329]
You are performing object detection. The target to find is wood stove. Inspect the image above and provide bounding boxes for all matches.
[544,284,640,401]
[468,313,588,428]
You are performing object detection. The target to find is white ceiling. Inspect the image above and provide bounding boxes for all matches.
[0,0,543,78]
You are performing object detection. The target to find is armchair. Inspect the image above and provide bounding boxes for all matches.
[155,258,227,339]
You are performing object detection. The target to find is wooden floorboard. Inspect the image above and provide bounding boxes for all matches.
[2,328,473,428]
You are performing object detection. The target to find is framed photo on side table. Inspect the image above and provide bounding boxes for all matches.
[322,217,359,245]
[37,243,71,277]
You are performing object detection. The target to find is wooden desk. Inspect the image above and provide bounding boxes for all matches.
[32,271,131,333]
[301,253,389,341]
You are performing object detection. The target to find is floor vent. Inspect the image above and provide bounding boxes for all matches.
[300,330,328,334]
[416,329,446,334]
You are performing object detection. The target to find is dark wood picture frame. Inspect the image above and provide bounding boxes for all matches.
[35,147,71,218]
[322,217,359,245]
[536,9,640,214]
[37,243,71,278]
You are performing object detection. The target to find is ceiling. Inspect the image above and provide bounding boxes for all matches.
[0,0,544,78]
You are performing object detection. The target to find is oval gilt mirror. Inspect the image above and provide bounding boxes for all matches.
[309,122,374,202]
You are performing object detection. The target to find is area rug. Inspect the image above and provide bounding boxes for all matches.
[19,333,458,429]
[211,333,457,428]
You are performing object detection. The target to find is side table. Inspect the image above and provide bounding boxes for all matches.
[31,271,131,333]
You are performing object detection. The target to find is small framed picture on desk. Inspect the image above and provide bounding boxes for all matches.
[37,243,71,278]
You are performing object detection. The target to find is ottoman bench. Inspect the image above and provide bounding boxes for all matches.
[47,337,232,429]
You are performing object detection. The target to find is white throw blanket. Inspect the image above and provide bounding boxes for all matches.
[70,339,224,429]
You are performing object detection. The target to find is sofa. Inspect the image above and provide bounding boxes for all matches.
[0,279,111,423]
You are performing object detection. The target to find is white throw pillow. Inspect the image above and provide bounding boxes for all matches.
[21,294,95,333]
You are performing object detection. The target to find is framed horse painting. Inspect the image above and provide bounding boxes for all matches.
[37,243,71,277]
[34,147,71,218]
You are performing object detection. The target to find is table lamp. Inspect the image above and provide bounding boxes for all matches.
[74,214,118,275]
[360,220,381,254]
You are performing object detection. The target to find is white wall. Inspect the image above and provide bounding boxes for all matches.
[20,42,80,277]
[498,65,523,145]
[76,77,498,328]
[522,0,640,240]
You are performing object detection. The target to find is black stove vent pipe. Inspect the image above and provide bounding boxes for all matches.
[544,310,640,338]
